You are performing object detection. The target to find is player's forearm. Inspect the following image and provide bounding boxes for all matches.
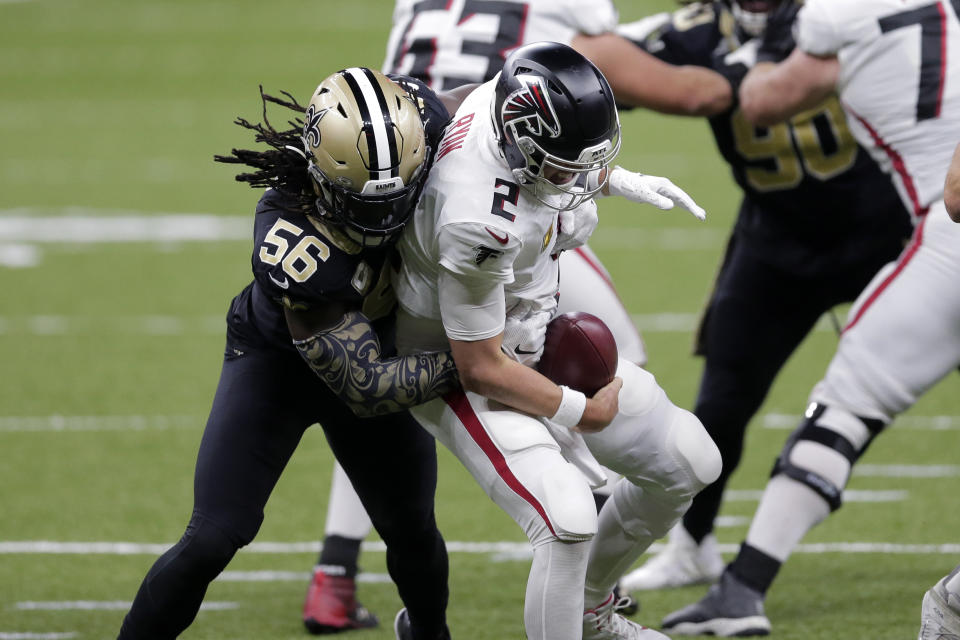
[455,353,614,431]
[741,50,839,126]
[455,351,563,418]
[294,311,461,417]
[739,62,797,125]
[572,32,732,116]
[945,143,960,222]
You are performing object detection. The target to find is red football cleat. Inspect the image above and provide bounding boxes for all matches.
[303,568,379,634]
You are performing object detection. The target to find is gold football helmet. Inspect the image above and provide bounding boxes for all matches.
[302,67,428,247]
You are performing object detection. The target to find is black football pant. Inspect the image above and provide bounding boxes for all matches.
[117,345,448,639]
[682,234,900,543]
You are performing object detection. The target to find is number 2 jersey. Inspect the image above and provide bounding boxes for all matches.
[393,79,568,350]
[225,75,451,353]
[619,2,914,276]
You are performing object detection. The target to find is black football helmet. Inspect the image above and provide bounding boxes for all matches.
[302,67,429,247]
[492,42,620,210]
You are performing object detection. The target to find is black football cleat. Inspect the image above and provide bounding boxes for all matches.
[661,569,771,636]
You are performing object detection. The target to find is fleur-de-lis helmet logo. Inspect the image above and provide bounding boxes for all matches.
[501,74,561,139]
[302,103,328,148]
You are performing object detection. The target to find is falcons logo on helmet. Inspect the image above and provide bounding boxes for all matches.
[501,75,561,138]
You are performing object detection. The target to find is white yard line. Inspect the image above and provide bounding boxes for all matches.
[0,415,199,432]
[723,489,907,502]
[763,413,960,431]
[0,315,224,336]
[854,464,960,478]
[218,570,392,583]
[0,214,249,243]
[0,634,77,640]
[15,601,236,611]
[4,538,958,556]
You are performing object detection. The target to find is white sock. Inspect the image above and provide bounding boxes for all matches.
[584,478,688,607]
[324,462,373,539]
[744,475,830,562]
[525,538,591,640]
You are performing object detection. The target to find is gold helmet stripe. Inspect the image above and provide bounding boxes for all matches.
[341,67,400,182]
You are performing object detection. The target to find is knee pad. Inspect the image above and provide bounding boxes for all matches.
[474,406,596,545]
[665,408,722,492]
[537,461,598,543]
[771,402,886,511]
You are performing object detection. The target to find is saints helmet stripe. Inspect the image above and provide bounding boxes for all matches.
[359,67,400,177]
[340,67,398,181]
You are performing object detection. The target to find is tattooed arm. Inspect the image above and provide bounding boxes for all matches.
[286,307,460,417]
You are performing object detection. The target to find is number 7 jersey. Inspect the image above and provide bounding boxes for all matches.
[798,0,960,217]
[620,1,913,276]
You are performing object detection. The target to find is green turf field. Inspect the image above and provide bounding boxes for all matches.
[1,1,958,638]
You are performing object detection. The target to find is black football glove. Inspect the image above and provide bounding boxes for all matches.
[710,49,751,106]
[757,0,803,63]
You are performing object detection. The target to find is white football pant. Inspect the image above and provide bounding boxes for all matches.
[812,201,960,420]
[408,359,721,640]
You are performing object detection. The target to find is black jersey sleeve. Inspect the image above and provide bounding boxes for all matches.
[620,2,724,67]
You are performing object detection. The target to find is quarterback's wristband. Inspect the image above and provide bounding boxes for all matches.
[550,385,587,428]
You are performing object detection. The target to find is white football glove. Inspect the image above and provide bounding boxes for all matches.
[501,309,552,367]
[607,165,707,221]
[554,199,599,253]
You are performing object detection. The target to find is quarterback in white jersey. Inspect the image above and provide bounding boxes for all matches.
[307,0,735,631]
[393,42,720,640]
[658,1,960,636]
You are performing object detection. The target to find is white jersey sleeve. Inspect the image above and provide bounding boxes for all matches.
[438,221,522,282]
[796,0,846,57]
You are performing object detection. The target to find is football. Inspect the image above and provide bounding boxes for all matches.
[537,311,618,396]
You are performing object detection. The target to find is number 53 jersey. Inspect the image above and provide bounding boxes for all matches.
[384,0,618,91]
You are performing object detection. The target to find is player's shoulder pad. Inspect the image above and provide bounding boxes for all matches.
[388,73,452,146]
[795,0,845,58]
[619,1,723,66]
[437,221,521,283]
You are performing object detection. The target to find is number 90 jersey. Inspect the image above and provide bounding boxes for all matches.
[383,0,618,91]
[620,1,913,276]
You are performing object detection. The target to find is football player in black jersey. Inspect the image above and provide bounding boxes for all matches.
[116,68,461,640]
[613,0,914,605]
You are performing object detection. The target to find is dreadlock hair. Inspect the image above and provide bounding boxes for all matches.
[214,86,316,213]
